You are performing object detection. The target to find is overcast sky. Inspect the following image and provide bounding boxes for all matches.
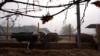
[0,0,100,34]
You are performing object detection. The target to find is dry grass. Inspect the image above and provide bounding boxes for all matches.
[0,48,100,56]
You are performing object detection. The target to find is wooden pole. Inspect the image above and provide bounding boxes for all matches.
[76,0,81,48]
[6,17,9,42]
[96,24,100,49]
[69,24,71,43]
[96,24,99,43]
[38,22,40,33]
[96,24,100,42]
[99,25,100,50]
[37,22,40,42]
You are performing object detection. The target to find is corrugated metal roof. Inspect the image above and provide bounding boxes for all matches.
[86,24,100,28]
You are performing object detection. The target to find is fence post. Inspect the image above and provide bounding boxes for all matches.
[37,22,40,43]
[76,0,81,48]
[96,24,100,49]
[6,17,9,43]
[69,24,71,43]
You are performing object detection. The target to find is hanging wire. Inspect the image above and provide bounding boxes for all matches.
[52,4,72,16]
[0,0,79,21]
[62,1,75,25]
[63,1,72,24]
[81,1,89,26]
[13,0,87,8]
[0,9,40,19]
[0,0,86,18]
[33,0,40,12]
[73,1,90,32]
[63,9,68,24]
[46,0,50,14]
[26,0,29,14]
[46,0,62,14]
[11,2,20,27]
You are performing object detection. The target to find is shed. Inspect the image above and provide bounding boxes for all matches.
[86,24,100,50]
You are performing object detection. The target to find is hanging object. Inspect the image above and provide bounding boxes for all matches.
[41,13,53,24]
[41,15,53,24]
[92,1,100,7]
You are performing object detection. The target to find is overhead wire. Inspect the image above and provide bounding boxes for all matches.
[52,4,72,16]
[0,9,41,19]
[0,0,88,18]
[0,3,73,18]
[0,0,89,25]
[12,0,87,8]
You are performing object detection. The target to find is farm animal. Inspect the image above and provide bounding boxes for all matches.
[11,32,37,42]
[11,32,45,49]
[41,33,58,43]
[75,33,94,43]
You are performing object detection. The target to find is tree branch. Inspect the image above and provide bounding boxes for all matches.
[0,9,42,18]
[12,0,87,8]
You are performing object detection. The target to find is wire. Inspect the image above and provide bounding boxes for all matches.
[63,1,72,25]
[52,4,72,16]
[81,1,89,26]
[13,0,87,8]
[63,9,68,24]
[0,9,41,18]
[0,4,73,18]
[46,0,50,14]
[33,0,40,11]
[26,0,29,14]
[0,0,86,20]
[11,2,20,27]
[0,9,42,18]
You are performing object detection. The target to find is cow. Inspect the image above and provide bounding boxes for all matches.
[39,33,58,49]
[11,32,36,42]
[10,32,45,49]
[41,33,58,43]
[75,33,95,43]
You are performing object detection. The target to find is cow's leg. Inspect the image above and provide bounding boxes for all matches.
[40,40,46,49]
[27,42,30,49]
[28,41,36,49]
[29,42,33,49]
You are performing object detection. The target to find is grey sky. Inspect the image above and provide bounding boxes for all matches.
[0,0,99,34]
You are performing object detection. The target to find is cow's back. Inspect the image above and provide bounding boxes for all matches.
[75,33,94,42]
[42,33,58,42]
[11,32,38,42]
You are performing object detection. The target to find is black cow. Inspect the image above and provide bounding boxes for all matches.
[11,32,45,49]
[11,32,37,42]
[75,33,94,43]
[39,33,58,49]
[41,33,58,43]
